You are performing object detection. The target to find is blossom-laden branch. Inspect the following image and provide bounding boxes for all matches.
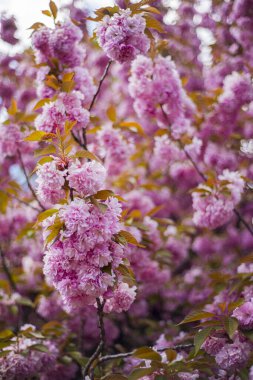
[160,104,253,238]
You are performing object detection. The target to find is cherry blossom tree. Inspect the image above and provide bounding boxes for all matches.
[0,0,253,379]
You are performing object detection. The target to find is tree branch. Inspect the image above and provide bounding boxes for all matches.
[72,60,112,152]
[1,189,42,213]
[98,343,194,365]
[0,246,17,291]
[83,298,106,379]
[88,60,112,112]
[17,150,45,211]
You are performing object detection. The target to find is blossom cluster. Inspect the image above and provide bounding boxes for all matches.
[96,9,150,63]
[32,21,85,67]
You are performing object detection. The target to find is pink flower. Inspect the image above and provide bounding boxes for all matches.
[0,14,18,45]
[68,160,106,197]
[218,170,245,204]
[96,10,150,63]
[232,301,253,329]
[192,190,234,229]
[0,124,22,164]
[36,160,66,205]
[215,341,251,371]
[97,125,134,176]
[35,91,89,134]
[104,282,137,313]
[152,135,182,171]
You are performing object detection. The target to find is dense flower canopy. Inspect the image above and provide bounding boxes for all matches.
[1,0,253,379]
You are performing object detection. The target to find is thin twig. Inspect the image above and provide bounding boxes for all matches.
[97,298,106,355]
[160,104,253,238]
[17,150,45,211]
[83,299,106,379]
[72,60,112,152]
[182,145,206,181]
[89,60,112,112]
[71,131,86,150]
[83,341,103,378]
[1,189,42,212]
[233,208,253,236]
[0,246,17,291]
[98,344,194,364]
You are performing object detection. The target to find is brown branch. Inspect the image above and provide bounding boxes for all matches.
[83,298,106,379]
[88,60,112,112]
[17,150,45,211]
[97,298,106,355]
[0,246,17,291]
[72,60,112,154]
[98,343,194,365]
[233,208,253,236]
[1,189,41,212]
[71,131,87,150]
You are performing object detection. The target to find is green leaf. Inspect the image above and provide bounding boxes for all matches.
[94,190,114,200]
[133,347,161,361]
[49,1,58,19]
[0,341,12,349]
[36,156,54,167]
[8,99,18,115]
[130,0,156,12]
[0,190,8,213]
[34,144,56,157]
[16,297,34,308]
[117,264,136,286]
[129,367,155,380]
[107,105,117,122]
[28,22,45,30]
[224,317,238,339]
[117,121,145,136]
[68,351,88,367]
[239,368,250,380]
[144,6,161,15]
[33,98,52,111]
[21,330,45,339]
[42,10,52,17]
[45,226,61,246]
[144,15,164,33]
[164,349,177,362]
[179,311,215,325]
[0,330,14,340]
[64,120,77,135]
[45,75,60,90]
[71,150,101,162]
[194,327,213,355]
[0,350,12,357]
[104,375,128,380]
[59,355,73,365]
[61,80,75,93]
[117,230,145,248]
[37,209,58,223]
[29,344,49,353]
[62,72,75,82]
[24,131,47,142]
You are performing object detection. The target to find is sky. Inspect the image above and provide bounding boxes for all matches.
[0,0,113,53]
[0,0,213,62]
